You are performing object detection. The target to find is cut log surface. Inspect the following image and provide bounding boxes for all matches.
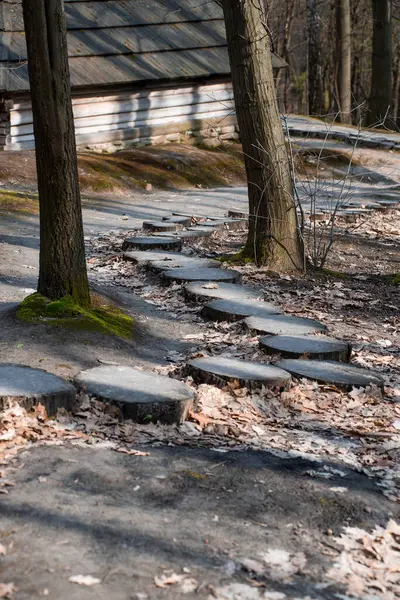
[178,229,214,239]
[188,356,291,389]
[245,314,327,336]
[184,281,262,302]
[123,250,185,265]
[142,221,179,232]
[276,359,384,390]
[150,256,220,272]
[161,267,241,284]
[260,334,351,362]
[202,298,282,321]
[122,236,182,251]
[0,364,76,416]
[228,209,249,219]
[163,216,192,227]
[75,366,194,424]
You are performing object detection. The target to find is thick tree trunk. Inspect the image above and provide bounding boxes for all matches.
[307,0,324,115]
[368,0,393,127]
[336,0,352,123]
[222,0,304,273]
[22,0,90,305]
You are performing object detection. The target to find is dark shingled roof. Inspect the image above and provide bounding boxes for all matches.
[0,0,287,93]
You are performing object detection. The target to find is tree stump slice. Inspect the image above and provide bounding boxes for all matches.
[228,209,249,219]
[162,216,192,227]
[0,364,76,416]
[187,356,291,390]
[179,229,214,239]
[260,334,351,362]
[122,237,182,252]
[142,221,180,232]
[276,359,384,391]
[197,221,227,230]
[123,250,186,265]
[150,256,220,272]
[161,267,241,284]
[184,282,262,302]
[245,314,327,336]
[75,366,194,424]
[202,298,282,322]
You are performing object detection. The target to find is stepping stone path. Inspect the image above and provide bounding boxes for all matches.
[188,356,291,390]
[115,205,384,398]
[260,334,351,362]
[0,364,76,416]
[184,281,263,302]
[202,298,282,322]
[122,236,182,252]
[142,221,180,232]
[161,267,241,284]
[75,366,194,424]
[246,314,327,336]
[276,359,384,391]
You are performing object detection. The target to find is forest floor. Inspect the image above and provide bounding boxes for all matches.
[0,142,399,600]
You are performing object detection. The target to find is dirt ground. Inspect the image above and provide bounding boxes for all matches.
[0,143,399,599]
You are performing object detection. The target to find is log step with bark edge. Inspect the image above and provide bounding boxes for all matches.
[201,218,248,231]
[0,364,76,416]
[172,212,220,221]
[245,314,327,336]
[187,356,291,390]
[162,216,192,227]
[122,236,182,252]
[260,334,351,362]
[184,281,263,302]
[161,267,241,284]
[202,298,282,322]
[228,209,249,219]
[75,365,194,424]
[276,359,384,391]
[142,220,180,232]
[123,250,219,271]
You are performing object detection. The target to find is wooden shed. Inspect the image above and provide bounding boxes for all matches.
[0,0,286,151]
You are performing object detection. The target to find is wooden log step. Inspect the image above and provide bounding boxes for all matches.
[260,334,351,362]
[202,298,282,322]
[142,221,180,232]
[245,314,327,336]
[122,236,182,252]
[184,281,262,302]
[187,356,291,390]
[161,267,241,284]
[276,359,384,391]
[75,365,194,424]
[228,209,249,219]
[123,251,218,271]
[162,216,192,227]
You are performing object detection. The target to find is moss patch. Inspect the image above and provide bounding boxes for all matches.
[0,190,39,213]
[17,293,134,339]
[392,273,400,285]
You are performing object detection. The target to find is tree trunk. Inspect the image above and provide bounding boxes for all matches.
[21,0,90,306]
[336,0,352,123]
[222,0,304,273]
[307,0,324,115]
[368,0,393,127]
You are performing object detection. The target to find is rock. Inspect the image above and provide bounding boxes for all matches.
[260,334,351,362]
[75,366,194,424]
[187,356,291,390]
[184,281,262,302]
[142,221,179,232]
[0,364,76,416]
[220,125,236,134]
[276,359,384,391]
[165,133,181,142]
[122,236,182,252]
[161,267,241,284]
[150,135,166,145]
[220,132,240,141]
[202,298,282,322]
[245,314,327,336]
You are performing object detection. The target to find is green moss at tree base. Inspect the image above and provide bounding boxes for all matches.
[17,293,134,339]
[392,273,400,285]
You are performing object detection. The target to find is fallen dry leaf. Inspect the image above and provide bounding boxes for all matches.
[68,575,101,586]
[0,583,16,599]
[154,572,185,588]
[0,544,6,556]
[114,448,150,456]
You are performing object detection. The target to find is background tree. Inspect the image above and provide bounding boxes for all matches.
[222,0,304,272]
[307,0,324,115]
[336,0,352,123]
[368,0,394,127]
[22,0,90,305]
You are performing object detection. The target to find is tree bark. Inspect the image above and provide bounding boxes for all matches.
[307,0,324,115]
[336,0,352,123]
[368,0,394,127]
[21,0,90,305]
[222,0,304,273]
